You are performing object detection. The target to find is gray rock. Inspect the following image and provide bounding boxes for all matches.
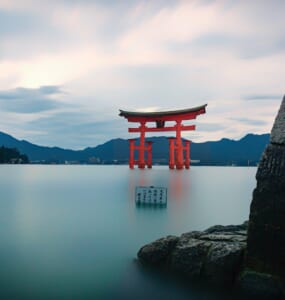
[205,221,248,234]
[239,270,284,299]
[204,242,245,285]
[171,238,211,278]
[137,235,179,267]
[270,95,285,145]
[199,232,246,243]
[137,224,247,286]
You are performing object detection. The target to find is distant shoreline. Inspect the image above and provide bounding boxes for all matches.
[1,131,268,166]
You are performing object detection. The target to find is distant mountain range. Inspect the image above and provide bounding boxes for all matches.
[0,131,270,165]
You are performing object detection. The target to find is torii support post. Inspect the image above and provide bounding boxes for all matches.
[168,138,175,169]
[129,139,135,169]
[146,141,153,168]
[119,104,207,169]
[175,120,184,170]
[138,122,146,169]
[184,140,190,169]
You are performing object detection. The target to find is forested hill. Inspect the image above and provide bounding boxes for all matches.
[0,146,29,164]
[0,131,269,165]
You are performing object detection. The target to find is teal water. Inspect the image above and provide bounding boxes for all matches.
[0,165,256,299]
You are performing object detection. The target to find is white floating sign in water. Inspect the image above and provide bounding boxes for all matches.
[135,186,167,206]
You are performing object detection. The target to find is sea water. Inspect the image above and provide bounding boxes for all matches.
[0,165,256,299]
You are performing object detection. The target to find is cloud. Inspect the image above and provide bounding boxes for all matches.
[0,10,33,37]
[194,122,229,132]
[118,0,285,62]
[24,111,127,149]
[0,86,64,113]
[0,8,69,61]
[243,94,282,101]
[230,117,268,127]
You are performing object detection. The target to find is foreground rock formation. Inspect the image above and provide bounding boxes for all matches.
[138,222,248,286]
[137,96,285,299]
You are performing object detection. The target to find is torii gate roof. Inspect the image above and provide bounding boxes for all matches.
[119,104,207,122]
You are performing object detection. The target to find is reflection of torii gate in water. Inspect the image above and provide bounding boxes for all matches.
[119,104,207,170]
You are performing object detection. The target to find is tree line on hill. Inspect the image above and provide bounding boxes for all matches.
[0,146,29,164]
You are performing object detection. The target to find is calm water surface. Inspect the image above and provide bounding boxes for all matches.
[0,165,256,299]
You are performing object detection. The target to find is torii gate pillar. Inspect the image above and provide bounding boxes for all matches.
[184,140,190,169]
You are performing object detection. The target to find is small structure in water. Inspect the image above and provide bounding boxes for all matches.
[119,104,207,169]
[135,186,167,206]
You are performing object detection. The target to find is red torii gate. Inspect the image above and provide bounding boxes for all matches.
[119,104,207,169]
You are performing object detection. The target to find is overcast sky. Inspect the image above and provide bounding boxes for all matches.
[0,0,284,149]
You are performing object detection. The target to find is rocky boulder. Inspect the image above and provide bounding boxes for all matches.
[137,222,247,286]
[137,235,179,267]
